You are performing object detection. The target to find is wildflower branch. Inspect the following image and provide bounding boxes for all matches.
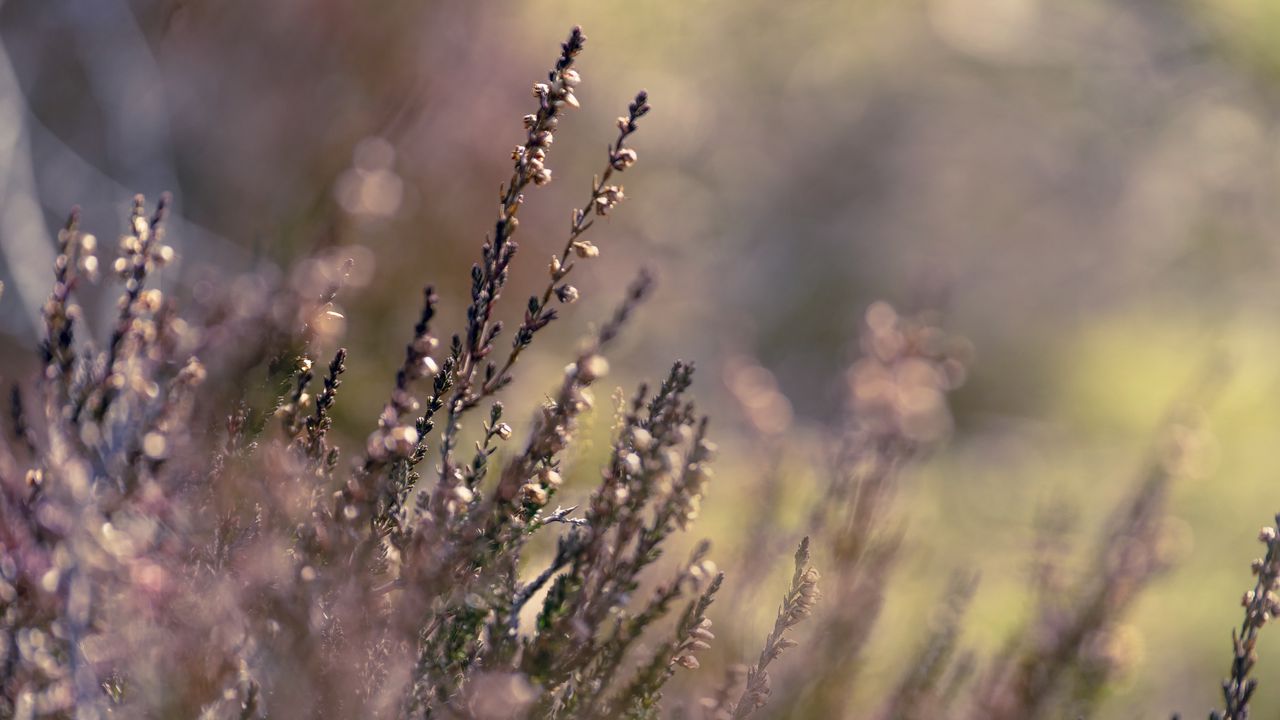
[1212,516,1280,720]
[576,542,718,716]
[39,208,97,397]
[474,90,651,405]
[968,363,1225,720]
[299,347,346,463]
[279,356,314,439]
[507,530,583,631]
[364,285,440,465]
[401,272,655,716]
[878,572,979,720]
[434,26,587,518]
[610,570,724,719]
[340,286,444,542]
[471,268,653,518]
[85,193,173,423]
[732,538,820,719]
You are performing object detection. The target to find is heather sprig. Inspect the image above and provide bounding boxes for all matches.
[298,347,346,463]
[433,26,589,516]
[606,569,724,720]
[517,356,707,690]
[39,208,97,394]
[571,541,720,716]
[399,273,660,715]
[970,368,1224,720]
[784,303,967,717]
[342,286,442,543]
[480,90,652,403]
[731,537,820,718]
[877,572,979,720]
[366,285,440,466]
[85,193,173,424]
[279,355,314,439]
[1211,517,1280,720]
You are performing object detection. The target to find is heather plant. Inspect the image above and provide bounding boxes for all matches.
[1206,517,1280,720]
[966,377,1221,720]
[3,22,1280,720]
[0,27,816,720]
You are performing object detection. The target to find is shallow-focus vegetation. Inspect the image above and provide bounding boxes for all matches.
[3,10,1280,720]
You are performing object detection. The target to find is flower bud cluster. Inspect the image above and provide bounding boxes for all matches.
[42,212,98,378]
[591,185,625,217]
[786,567,822,626]
[516,35,584,189]
[517,466,564,514]
[673,616,715,671]
[1243,525,1280,627]
[114,195,174,294]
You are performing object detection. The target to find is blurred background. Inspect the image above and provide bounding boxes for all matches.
[3,0,1280,716]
